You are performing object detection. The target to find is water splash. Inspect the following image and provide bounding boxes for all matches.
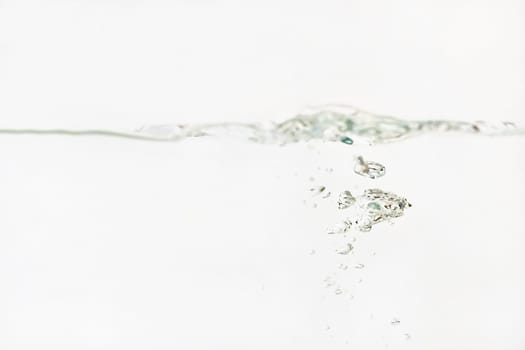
[0,105,521,144]
[270,105,522,145]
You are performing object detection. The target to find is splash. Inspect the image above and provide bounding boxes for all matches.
[268,105,522,144]
[0,105,521,145]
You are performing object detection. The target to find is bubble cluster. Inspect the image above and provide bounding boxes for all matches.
[333,188,411,233]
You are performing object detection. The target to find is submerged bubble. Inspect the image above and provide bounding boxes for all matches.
[354,263,365,269]
[354,156,386,179]
[336,243,354,255]
[354,216,372,232]
[352,189,411,232]
[328,218,353,234]
[324,276,336,288]
[363,188,411,213]
[367,202,382,211]
[340,136,354,145]
[331,188,411,233]
[338,264,349,270]
[309,186,326,196]
[338,191,356,209]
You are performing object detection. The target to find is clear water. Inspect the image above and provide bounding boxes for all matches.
[1,104,520,238]
[1,105,524,349]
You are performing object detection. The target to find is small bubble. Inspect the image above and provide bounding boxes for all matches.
[336,243,354,255]
[358,222,372,232]
[354,263,365,269]
[367,201,382,211]
[354,156,386,179]
[340,136,354,145]
[309,186,326,196]
[328,219,352,234]
[391,318,400,326]
[334,288,343,295]
[338,190,356,209]
[324,276,335,288]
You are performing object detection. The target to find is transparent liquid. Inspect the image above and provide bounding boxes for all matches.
[1,106,524,349]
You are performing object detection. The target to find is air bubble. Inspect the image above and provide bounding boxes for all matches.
[338,191,356,209]
[336,243,354,255]
[340,136,354,145]
[309,186,326,196]
[354,156,386,179]
[338,264,349,270]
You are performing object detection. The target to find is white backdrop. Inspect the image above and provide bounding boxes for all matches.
[1,1,524,349]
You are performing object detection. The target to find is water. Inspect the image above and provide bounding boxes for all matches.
[1,105,524,349]
[1,104,519,237]
[0,105,521,145]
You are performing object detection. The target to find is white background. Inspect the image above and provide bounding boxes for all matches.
[1,1,524,349]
